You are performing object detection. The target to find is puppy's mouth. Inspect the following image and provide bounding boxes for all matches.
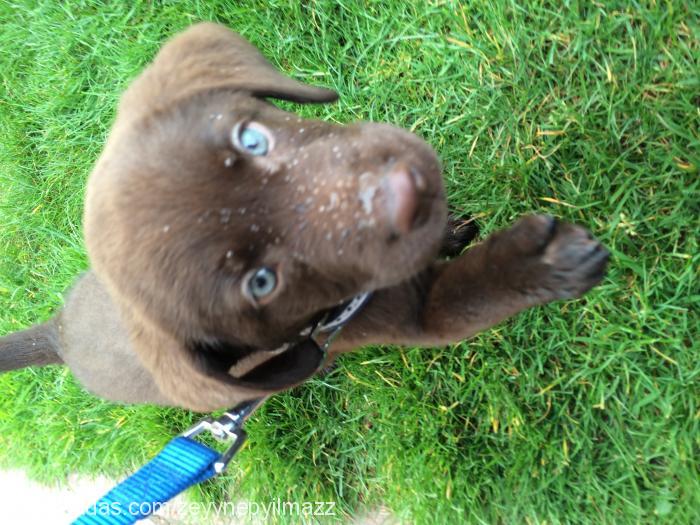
[194,339,255,374]
[193,338,322,390]
[191,318,326,391]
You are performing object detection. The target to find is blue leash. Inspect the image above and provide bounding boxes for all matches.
[73,399,260,525]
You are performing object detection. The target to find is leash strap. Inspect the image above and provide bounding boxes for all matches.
[72,437,221,524]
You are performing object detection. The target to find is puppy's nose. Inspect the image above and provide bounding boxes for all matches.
[383,163,419,234]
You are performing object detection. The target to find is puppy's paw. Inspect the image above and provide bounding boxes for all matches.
[440,213,480,258]
[492,214,609,303]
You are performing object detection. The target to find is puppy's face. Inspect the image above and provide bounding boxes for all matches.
[85,24,446,366]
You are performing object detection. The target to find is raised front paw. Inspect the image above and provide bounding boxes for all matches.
[489,214,609,303]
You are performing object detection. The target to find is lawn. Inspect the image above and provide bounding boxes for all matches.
[0,1,698,523]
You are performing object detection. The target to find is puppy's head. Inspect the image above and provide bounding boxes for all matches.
[85,23,446,407]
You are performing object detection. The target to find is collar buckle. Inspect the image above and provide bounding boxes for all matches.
[311,292,372,350]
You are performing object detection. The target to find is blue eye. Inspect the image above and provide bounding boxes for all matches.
[233,124,270,156]
[247,267,277,299]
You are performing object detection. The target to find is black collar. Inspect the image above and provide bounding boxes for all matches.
[223,292,372,391]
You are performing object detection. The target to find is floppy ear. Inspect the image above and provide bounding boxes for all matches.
[120,22,337,117]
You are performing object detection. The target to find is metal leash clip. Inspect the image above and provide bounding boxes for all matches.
[182,398,263,473]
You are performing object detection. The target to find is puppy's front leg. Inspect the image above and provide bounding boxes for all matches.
[421,214,609,343]
[334,215,609,351]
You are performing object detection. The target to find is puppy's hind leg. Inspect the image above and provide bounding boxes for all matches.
[0,321,63,372]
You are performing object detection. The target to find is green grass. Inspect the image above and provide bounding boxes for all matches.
[0,0,698,523]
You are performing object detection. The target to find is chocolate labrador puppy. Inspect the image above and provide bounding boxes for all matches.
[0,23,608,412]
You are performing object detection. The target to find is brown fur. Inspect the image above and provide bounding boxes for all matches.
[0,23,608,412]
